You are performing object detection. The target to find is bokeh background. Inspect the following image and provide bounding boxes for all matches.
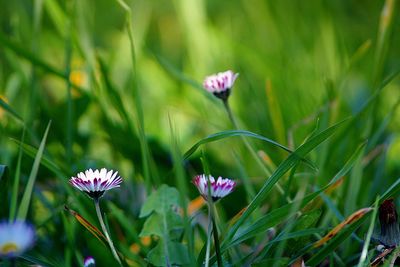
[1,0,400,266]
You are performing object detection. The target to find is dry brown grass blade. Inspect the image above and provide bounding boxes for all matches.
[313,207,373,248]
[64,205,107,247]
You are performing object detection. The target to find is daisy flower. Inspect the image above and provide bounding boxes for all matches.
[70,168,122,199]
[193,174,236,201]
[203,70,239,101]
[0,221,35,258]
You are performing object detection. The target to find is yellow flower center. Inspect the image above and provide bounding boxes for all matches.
[0,242,19,254]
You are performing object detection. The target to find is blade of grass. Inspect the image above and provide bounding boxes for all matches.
[10,139,66,175]
[116,0,160,192]
[372,0,397,87]
[357,197,379,267]
[183,129,315,169]
[17,121,51,220]
[169,116,195,265]
[64,205,107,247]
[9,129,25,221]
[305,214,370,266]
[0,97,24,123]
[222,119,349,249]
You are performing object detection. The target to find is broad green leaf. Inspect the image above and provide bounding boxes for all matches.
[17,121,51,220]
[147,240,190,267]
[139,211,183,237]
[140,184,180,218]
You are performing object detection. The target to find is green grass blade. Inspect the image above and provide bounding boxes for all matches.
[372,0,397,87]
[305,214,370,266]
[357,197,379,267]
[17,121,51,220]
[380,177,400,200]
[224,137,364,252]
[0,97,24,123]
[10,138,65,175]
[9,129,26,221]
[222,119,349,248]
[183,129,315,168]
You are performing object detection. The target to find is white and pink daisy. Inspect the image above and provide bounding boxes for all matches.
[70,168,122,199]
[203,70,239,101]
[0,221,35,258]
[193,174,236,201]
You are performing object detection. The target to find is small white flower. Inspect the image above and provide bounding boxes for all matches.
[203,70,239,101]
[0,221,35,258]
[70,168,123,199]
[193,174,236,201]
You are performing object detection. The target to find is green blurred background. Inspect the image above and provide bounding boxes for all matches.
[1,0,400,265]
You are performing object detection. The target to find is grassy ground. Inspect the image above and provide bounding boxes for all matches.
[1,0,400,266]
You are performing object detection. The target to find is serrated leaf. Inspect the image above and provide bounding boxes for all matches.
[140,184,180,218]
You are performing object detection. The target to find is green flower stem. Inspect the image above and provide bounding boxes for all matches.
[94,199,122,265]
[223,99,290,202]
[209,201,222,267]
[204,203,212,267]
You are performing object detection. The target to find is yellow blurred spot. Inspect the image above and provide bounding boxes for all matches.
[69,70,85,87]
[141,236,151,246]
[129,236,152,254]
[0,242,18,254]
[130,243,140,254]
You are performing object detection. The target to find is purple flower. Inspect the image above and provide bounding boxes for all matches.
[203,70,239,101]
[193,174,236,201]
[84,256,96,267]
[70,168,122,199]
[0,221,35,258]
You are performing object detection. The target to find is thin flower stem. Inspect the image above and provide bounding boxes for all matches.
[94,199,122,266]
[210,202,223,267]
[204,204,212,267]
[223,99,291,203]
